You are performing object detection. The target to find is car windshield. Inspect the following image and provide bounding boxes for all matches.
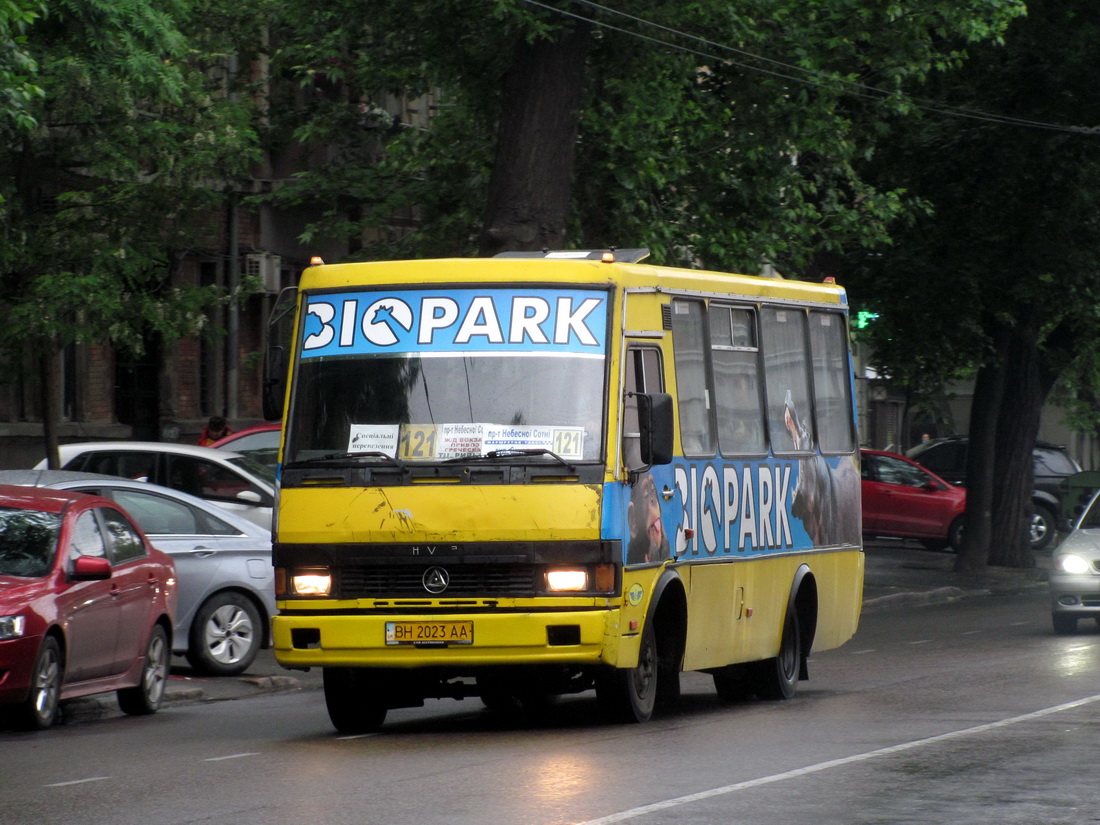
[0,506,61,577]
[284,287,609,464]
[1080,497,1100,530]
[1037,448,1079,476]
[226,454,277,486]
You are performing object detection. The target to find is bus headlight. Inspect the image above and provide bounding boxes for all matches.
[547,569,588,592]
[291,570,333,596]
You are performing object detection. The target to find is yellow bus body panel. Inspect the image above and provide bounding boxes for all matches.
[680,549,864,672]
[277,483,601,543]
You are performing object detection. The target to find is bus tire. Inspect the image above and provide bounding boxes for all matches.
[754,604,801,701]
[476,674,516,711]
[323,667,388,733]
[595,622,658,723]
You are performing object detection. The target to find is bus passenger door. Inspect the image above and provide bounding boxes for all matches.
[622,345,678,566]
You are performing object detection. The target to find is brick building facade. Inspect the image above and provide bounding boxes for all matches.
[0,87,438,469]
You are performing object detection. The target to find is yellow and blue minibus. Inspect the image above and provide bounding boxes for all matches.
[266,249,863,732]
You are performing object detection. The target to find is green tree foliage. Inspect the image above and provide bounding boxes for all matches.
[260,0,1023,272]
[0,0,44,136]
[0,0,257,462]
[844,0,1100,569]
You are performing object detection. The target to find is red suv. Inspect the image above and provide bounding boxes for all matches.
[861,449,966,551]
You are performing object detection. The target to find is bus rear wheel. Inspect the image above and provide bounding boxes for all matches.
[323,667,388,733]
[596,623,658,723]
[754,606,801,700]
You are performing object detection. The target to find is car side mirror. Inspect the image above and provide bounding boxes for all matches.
[71,555,111,581]
[237,490,263,504]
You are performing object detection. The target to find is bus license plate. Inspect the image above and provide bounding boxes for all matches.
[385,621,474,646]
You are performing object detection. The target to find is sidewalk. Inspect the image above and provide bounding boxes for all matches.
[61,541,1052,721]
[861,538,1049,613]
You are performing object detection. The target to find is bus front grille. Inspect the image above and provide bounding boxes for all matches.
[339,564,539,598]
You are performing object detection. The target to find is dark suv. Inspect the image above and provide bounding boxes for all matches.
[906,436,1080,550]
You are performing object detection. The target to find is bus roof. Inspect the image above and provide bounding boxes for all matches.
[298,255,848,306]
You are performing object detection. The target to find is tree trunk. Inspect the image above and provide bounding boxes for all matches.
[957,349,1005,574]
[987,324,1049,568]
[478,20,591,256]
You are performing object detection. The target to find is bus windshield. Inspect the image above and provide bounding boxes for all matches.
[286,353,606,463]
[285,285,610,464]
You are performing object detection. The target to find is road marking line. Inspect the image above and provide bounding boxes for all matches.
[202,752,259,762]
[44,777,110,787]
[576,694,1100,825]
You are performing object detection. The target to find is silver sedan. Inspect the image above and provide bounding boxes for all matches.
[0,469,274,676]
[1051,488,1100,634]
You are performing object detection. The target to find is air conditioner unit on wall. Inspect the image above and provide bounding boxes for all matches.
[245,252,282,293]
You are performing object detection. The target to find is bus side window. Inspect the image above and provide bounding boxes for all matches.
[809,311,855,453]
[623,346,664,470]
[670,299,714,456]
[760,307,814,453]
[710,304,765,455]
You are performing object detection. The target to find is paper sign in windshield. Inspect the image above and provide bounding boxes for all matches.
[347,423,586,460]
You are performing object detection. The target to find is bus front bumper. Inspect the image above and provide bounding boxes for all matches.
[272,609,630,670]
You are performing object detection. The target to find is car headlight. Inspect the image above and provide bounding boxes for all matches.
[0,615,26,640]
[1057,554,1092,575]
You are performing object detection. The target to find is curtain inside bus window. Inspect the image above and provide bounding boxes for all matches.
[709,305,764,455]
[670,299,714,456]
[809,311,855,453]
[760,307,814,453]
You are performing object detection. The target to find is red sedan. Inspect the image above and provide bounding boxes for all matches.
[0,485,177,729]
[861,448,966,551]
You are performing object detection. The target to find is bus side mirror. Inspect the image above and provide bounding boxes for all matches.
[263,285,298,423]
[637,392,674,467]
[262,345,286,422]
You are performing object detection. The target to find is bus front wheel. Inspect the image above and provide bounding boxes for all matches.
[596,623,658,723]
[754,605,801,700]
[323,667,388,733]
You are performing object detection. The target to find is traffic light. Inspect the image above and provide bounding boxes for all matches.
[854,311,879,329]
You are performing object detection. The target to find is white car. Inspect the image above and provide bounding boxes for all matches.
[0,469,275,676]
[34,441,276,529]
[1051,488,1100,634]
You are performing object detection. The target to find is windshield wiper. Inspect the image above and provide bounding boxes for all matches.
[290,451,410,472]
[445,448,576,471]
